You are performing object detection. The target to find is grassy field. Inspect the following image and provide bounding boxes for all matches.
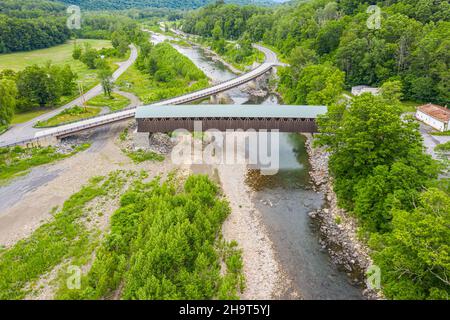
[11,108,54,125]
[35,106,101,128]
[123,149,165,163]
[0,39,112,71]
[86,93,130,111]
[0,171,244,300]
[0,39,116,91]
[0,171,130,299]
[1,39,126,126]
[117,63,208,104]
[399,100,419,113]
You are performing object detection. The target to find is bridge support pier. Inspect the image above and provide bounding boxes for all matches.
[210,92,232,104]
[23,136,58,148]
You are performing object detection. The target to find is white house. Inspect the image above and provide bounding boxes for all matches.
[416,103,450,132]
[351,85,380,96]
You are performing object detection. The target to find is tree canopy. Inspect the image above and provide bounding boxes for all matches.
[316,94,439,231]
[183,0,450,105]
[0,0,70,53]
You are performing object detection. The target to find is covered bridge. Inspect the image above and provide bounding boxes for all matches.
[135,105,327,133]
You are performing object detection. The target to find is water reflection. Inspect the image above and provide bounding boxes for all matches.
[245,134,311,191]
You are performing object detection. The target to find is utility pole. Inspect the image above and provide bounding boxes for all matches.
[78,82,87,112]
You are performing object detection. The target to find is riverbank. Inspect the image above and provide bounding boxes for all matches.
[303,134,382,300]
[168,29,257,75]
[0,122,178,248]
[197,45,245,75]
[216,137,285,300]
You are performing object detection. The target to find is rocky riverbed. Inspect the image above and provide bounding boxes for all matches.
[303,134,383,300]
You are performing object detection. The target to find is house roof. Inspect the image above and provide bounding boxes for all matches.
[135,105,328,119]
[352,85,379,90]
[417,104,450,123]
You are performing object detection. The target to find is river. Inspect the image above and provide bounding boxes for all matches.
[161,33,364,300]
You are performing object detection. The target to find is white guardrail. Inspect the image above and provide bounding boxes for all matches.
[4,62,276,147]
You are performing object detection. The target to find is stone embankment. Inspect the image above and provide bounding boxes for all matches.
[303,134,383,300]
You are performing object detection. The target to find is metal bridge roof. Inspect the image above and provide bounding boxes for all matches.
[135,105,328,119]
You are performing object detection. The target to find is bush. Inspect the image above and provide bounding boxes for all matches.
[69,175,243,300]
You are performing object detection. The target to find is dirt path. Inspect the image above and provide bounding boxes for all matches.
[0,122,177,248]
[114,90,143,108]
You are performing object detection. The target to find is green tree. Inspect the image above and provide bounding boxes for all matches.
[381,80,403,104]
[17,65,59,107]
[80,48,100,69]
[98,68,114,98]
[281,63,344,105]
[408,22,450,104]
[371,188,450,300]
[0,79,17,126]
[316,94,438,230]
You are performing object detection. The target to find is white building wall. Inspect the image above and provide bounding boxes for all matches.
[416,110,446,131]
[351,87,380,96]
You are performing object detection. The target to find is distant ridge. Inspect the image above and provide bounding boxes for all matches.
[58,0,276,10]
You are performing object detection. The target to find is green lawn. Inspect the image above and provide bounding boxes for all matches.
[11,108,54,125]
[399,100,419,113]
[117,65,209,104]
[87,93,130,111]
[0,39,116,92]
[35,106,101,128]
[0,124,8,135]
[0,39,112,71]
[2,39,130,126]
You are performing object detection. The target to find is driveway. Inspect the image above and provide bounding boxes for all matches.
[418,121,450,159]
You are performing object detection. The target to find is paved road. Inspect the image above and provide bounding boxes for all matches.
[0,45,138,147]
[418,121,450,159]
[22,44,282,142]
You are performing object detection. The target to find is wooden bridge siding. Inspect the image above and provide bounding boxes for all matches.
[137,118,318,133]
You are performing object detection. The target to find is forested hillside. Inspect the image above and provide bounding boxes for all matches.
[183,0,450,105]
[58,0,275,10]
[0,0,70,53]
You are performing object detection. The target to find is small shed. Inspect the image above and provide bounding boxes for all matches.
[416,103,450,132]
[351,85,380,96]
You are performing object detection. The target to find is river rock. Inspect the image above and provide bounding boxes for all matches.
[302,134,384,300]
